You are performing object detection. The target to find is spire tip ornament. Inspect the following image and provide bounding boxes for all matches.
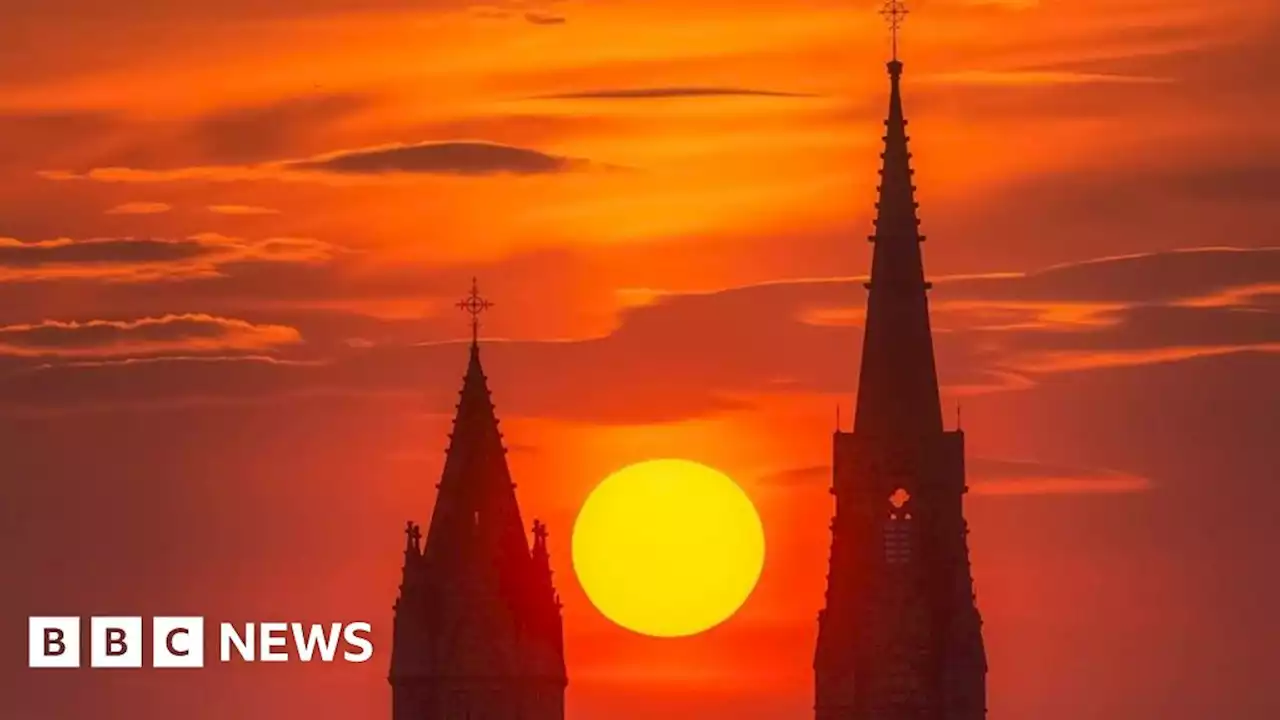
[456,277,493,345]
[880,0,910,61]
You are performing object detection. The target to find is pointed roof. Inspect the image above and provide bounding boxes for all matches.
[530,520,562,610]
[853,57,944,439]
[421,337,531,578]
[528,519,567,667]
[393,281,567,687]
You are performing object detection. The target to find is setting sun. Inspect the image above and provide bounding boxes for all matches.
[571,459,766,638]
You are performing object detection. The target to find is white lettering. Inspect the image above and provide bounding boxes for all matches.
[290,623,342,662]
[343,622,373,663]
[259,622,288,662]
[219,623,254,662]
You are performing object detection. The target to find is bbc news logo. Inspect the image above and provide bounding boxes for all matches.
[28,617,373,668]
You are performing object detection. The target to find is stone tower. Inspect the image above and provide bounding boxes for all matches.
[813,4,988,718]
[390,282,566,720]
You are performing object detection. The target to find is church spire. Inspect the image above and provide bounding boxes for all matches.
[853,1,944,439]
[816,9,988,717]
[392,279,568,720]
[421,280,528,572]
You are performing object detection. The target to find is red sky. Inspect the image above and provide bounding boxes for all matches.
[2,1,1279,718]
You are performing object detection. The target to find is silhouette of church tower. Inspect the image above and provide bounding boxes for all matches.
[390,280,567,720]
[814,3,987,719]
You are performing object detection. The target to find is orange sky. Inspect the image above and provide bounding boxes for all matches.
[3,1,1280,719]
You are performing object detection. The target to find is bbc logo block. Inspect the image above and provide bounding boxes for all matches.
[90,616,142,668]
[28,617,372,668]
[153,617,204,668]
[29,616,200,669]
[28,617,80,668]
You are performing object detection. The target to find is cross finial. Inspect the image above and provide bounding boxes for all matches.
[404,520,422,550]
[880,0,909,61]
[456,277,492,345]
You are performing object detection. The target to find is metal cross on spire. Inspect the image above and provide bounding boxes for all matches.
[456,277,492,344]
[880,0,910,61]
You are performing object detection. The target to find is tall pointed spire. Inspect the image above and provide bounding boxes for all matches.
[816,8,987,718]
[853,1,944,439]
[391,279,568,720]
[421,279,526,572]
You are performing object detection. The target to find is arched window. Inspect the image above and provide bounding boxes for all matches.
[883,488,912,564]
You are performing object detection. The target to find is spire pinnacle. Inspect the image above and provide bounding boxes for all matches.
[404,520,422,553]
[456,277,493,346]
[880,0,909,61]
[853,0,943,439]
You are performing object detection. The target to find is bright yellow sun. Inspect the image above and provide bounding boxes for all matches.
[571,458,766,638]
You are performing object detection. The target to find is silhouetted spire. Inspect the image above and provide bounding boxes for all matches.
[853,5,944,439]
[817,7,988,719]
[391,279,568,720]
[421,283,527,573]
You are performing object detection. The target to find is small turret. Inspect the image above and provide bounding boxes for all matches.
[530,519,566,654]
[404,520,422,556]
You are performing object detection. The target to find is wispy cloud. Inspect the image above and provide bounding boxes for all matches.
[530,87,818,100]
[0,234,341,282]
[284,141,586,176]
[754,458,1152,496]
[1008,343,1280,373]
[921,70,1173,86]
[0,314,301,358]
[40,141,594,184]
[105,201,172,215]
[208,204,281,215]
[0,245,1269,419]
[524,11,566,25]
[958,0,1042,9]
[967,457,1152,495]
